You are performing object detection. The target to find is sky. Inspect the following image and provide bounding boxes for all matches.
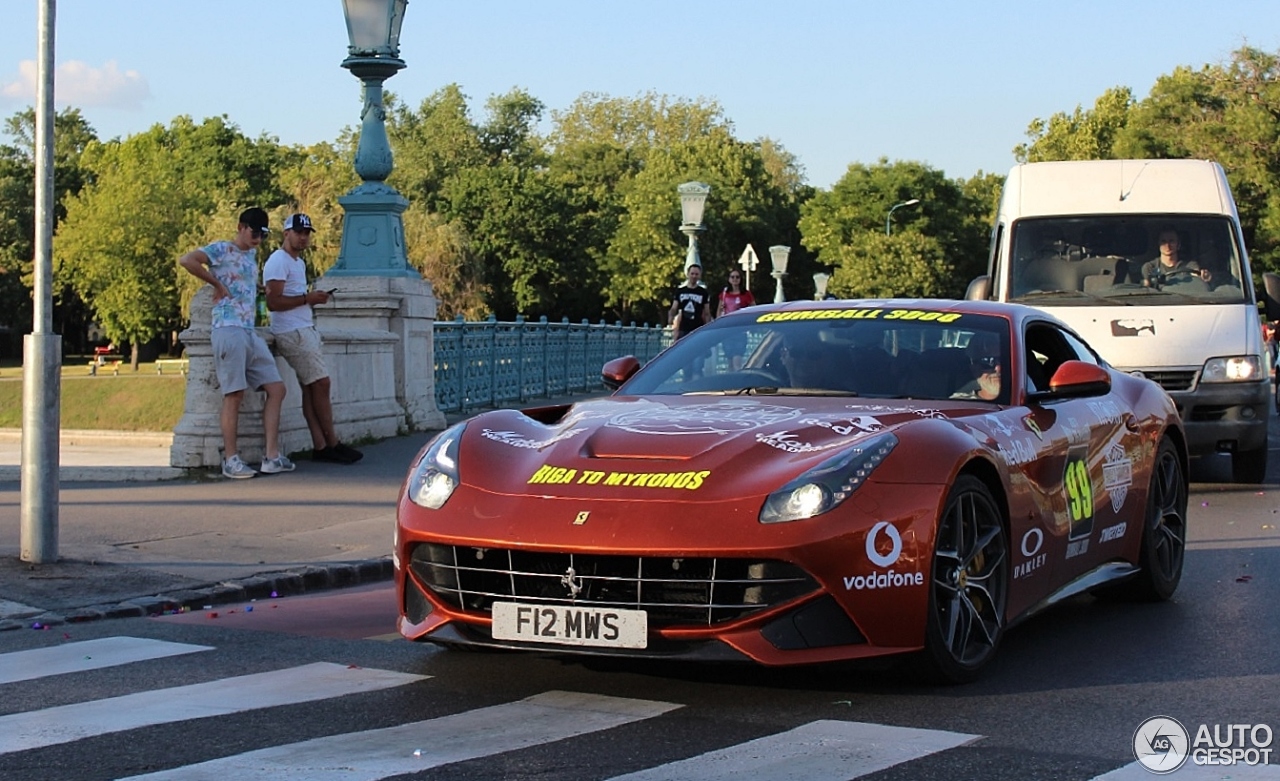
[1,1,1276,190]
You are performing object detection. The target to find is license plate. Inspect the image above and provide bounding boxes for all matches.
[490,602,648,649]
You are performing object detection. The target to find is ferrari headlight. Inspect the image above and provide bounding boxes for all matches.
[759,432,898,524]
[1201,355,1262,383]
[407,422,465,509]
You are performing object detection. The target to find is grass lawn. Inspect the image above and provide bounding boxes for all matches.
[0,360,185,431]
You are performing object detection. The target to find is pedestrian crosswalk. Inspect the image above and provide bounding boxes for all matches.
[1,636,1277,781]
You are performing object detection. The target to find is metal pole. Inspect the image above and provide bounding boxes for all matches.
[21,0,62,564]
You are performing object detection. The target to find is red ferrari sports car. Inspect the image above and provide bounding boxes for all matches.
[396,299,1188,682]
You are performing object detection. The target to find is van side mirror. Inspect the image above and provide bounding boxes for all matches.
[965,276,991,301]
[602,355,641,391]
[1263,272,1280,322]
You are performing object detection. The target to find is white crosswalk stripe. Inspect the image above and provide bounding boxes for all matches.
[0,636,211,685]
[117,690,683,781]
[0,661,425,755]
[605,719,981,781]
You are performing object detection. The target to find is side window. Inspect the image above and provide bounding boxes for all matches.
[1024,323,1084,392]
[1060,330,1101,366]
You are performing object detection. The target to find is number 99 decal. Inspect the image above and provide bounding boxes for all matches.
[1065,458,1093,522]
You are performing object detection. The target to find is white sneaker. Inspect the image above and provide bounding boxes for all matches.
[222,455,257,479]
[259,454,296,474]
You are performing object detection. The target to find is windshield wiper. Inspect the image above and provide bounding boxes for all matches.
[1014,290,1124,306]
[683,387,859,397]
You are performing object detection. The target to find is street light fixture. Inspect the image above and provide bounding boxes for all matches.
[769,245,791,304]
[678,181,711,274]
[813,272,831,300]
[330,0,415,276]
[885,198,921,235]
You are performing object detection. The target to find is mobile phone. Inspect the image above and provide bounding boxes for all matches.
[325,288,338,295]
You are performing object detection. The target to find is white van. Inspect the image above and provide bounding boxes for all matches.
[967,159,1276,483]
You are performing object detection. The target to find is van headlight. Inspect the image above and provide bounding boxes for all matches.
[760,433,898,523]
[1201,355,1262,383]
[407,423,465,509]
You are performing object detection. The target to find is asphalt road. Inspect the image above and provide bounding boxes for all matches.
[0,401,1275,780]
[1,462,1277,781]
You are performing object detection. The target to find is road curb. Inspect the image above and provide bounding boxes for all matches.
[0,557,394,631]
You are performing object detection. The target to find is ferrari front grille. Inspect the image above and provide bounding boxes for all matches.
[409,543,818,626]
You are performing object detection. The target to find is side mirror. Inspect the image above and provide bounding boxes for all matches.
[1047,360,1111,399]
[965,276,991,301]
[602,355,641,391]
[1263,272,1280,322]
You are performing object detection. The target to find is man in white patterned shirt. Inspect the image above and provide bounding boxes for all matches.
[178,207,294,479]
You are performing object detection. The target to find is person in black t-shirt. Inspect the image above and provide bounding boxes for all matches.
[667,264,712,340]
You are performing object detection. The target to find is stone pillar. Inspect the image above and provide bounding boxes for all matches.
[171,279,445,469]
[314,273,446,432]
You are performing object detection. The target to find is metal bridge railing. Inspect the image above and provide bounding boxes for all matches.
[433,316,670,414]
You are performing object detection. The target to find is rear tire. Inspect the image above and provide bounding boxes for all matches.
[1115,438,1187,601]
[919,475,1008,684]
[1232,445,1267,484]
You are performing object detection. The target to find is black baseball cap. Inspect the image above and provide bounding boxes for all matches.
[239,207,270,236]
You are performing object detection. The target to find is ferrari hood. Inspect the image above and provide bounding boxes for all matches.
[457,396,966,501]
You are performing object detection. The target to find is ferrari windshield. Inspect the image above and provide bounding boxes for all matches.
[623,308,1012,404]
[1008,215,1247,306]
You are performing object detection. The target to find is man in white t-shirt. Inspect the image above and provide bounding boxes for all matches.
[262,213,363,464]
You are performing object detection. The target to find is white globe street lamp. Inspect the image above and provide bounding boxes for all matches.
[769,245,791,303]
[813,272,831,300]
[678,181,711,274]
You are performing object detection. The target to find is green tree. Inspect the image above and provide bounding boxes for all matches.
[799,159,985,297]
[0,107,97,351]
[825,231,953,299]
[55,116,288,368]
[1014,87,1136,163]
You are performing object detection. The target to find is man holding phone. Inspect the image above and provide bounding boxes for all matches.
[263,213,363,464]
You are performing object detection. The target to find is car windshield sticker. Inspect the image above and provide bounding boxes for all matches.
[481,427,587,450]
[527,464,710,490]
[755,307,964,323]
[1065,448,1094,558]
[608,400,801,436]
[1103,443,1133,512]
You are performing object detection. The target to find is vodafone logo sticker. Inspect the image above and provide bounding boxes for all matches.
[845,522,923,591]
[865,521,903,567]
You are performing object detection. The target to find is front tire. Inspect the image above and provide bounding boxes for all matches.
[920,474,1009,684]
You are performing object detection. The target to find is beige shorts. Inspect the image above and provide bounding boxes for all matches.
[274,326,330,386]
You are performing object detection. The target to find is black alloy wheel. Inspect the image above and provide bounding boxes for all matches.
[921,474,1009,684]
[1120,437,1187,601]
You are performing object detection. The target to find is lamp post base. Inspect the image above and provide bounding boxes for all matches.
[328,184,417,277]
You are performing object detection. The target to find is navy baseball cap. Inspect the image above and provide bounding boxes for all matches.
[283,213,314,233]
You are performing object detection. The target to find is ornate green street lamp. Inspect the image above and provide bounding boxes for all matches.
[330,0,415,276]
[678,181,711,274]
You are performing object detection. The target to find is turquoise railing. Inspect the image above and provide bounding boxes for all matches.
[433,316,670,413]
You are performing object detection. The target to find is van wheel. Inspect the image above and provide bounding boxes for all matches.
[1232,446,1267,484]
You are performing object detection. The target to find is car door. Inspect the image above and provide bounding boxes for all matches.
[1014,321,1141,594]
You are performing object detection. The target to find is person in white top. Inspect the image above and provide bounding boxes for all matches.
[262,213,363,464]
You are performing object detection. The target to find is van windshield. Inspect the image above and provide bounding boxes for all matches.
[1008,216,1247,306]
